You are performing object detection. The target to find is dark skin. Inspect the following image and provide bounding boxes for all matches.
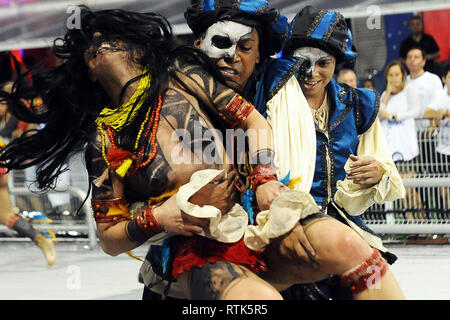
[82,31,289,300]
[409,18,440,62]
[84,33,275,253]
[84,43,238,254]
[187,20,405,300]
[195,27,316,265]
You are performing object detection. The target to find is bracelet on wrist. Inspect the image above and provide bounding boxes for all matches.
[249,165,277,192]
[136,206,165,235]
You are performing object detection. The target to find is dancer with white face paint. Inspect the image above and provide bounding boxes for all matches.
[253,5,406,300]
[195,22,261,93]
[198,21,252,60]
[183,1,408,301]
[293,47,333,77]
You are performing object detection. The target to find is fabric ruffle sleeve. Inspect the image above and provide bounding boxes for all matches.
[334,118,406,215]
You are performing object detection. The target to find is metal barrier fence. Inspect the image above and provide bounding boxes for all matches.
[0,152,97,248]
[1,120,450,245]
[366,119,450,234]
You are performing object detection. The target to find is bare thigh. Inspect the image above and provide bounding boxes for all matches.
[177,261,281,300]
[261,216,373,291]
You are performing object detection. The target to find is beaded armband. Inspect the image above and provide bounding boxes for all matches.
[249,165,278,192]
[125,206,165,244]
[219,94,255,128]
[91,198,130,223]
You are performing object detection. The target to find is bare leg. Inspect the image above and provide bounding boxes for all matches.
[262,218,404,300]
[0,174,56,268]
[178,261,283,300]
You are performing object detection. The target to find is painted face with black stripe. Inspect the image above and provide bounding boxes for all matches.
[293,47,333,77]
[196,21,260,90]
[292,46,336,98]
[199,21,252,60]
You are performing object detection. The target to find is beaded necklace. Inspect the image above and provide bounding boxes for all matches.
[96,68,163,178]
[95,68,151,131]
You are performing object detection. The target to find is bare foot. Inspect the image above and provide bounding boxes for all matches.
[34,233,56,268]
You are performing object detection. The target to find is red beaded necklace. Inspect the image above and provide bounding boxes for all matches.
[103,95,163,176]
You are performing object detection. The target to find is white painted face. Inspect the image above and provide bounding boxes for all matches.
[199,21,252,60]
[292,47,332,75]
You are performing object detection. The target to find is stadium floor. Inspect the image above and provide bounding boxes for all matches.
[1,242,449,300]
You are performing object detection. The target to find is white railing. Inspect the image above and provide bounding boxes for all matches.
[365,119,450,234]
[0,152,98,249]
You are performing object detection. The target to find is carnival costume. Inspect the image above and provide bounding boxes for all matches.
[254,5,405,299]
[137,0,322,297]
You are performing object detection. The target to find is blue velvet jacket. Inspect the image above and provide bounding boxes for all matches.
[253,57,380,231]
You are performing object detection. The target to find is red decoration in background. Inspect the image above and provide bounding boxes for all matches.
[423,9,450,62]
[10,49,23,72]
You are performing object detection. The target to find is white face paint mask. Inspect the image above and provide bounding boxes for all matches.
[199,21,252,60]
[292,47,332,76]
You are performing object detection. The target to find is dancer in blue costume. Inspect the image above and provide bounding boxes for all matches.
[141,0,406,300]
[254,6,407,299]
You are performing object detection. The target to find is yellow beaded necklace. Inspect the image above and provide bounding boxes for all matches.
[95,68,151,132]
[96,68,153,177]
[96,71,162,178]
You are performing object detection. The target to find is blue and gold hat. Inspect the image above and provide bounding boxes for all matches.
[283,6,357,63]
[185,0,288,57]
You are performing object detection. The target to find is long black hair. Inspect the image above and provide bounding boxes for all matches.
[0,6,225,190]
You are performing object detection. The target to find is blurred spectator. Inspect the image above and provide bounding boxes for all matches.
[378,61,421,163]
[337,68,357,88]
[378,60,423,218]
[362,79,377,91]
[425,64,450,215]
[406,47,443,117]
[425,64,450,164]
[406,47,443,177]
[399,15,440,74]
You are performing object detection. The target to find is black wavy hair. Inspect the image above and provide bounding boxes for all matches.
[0,6,224,191]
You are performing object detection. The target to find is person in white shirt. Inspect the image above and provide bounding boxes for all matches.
[378,60,423,219]
[379,60,421,162]
[405,47,443,175]
[424,64,450,159]
[406,47,443,117]
[424,64,450,215]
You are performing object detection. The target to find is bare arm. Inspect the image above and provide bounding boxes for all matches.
[86,133,204,256]
[423,107,441,119]
[173,60,274,158]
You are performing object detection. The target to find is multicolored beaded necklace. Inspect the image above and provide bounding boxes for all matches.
[95,68,163,178]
